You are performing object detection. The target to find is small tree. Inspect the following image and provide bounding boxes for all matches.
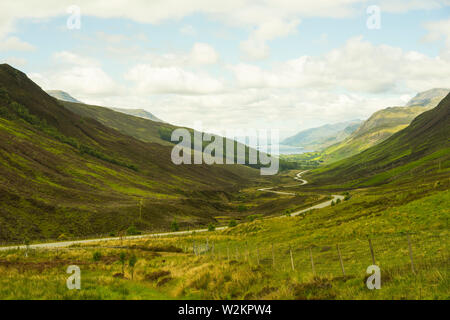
[336,198,341,204]
[228,219,237,228]
[208,223,216,232]
[171,219,179,232]
[119,252,126,275]
[128,254,137,279]
[331,200,335,206]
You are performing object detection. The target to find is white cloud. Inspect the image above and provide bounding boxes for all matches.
[29,51,119,97]
[124,64,224,94]
[180,25,196,36]
[189,43,219,65]
[0,36,35,51]
[240,18,300,59]
[231,37,450,93]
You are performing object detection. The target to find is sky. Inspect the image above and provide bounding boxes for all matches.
[0,0,449,139]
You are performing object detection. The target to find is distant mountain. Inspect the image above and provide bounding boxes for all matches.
[46,90,164,123]
[316,88,449,163]
[309,92,450,186]
[110,107,163,123]
[282,120,362,151]
[46,90,83,103]
[406,88,449,107]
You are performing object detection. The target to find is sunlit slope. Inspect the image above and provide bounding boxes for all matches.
[308,93,450,187]
[315,89,448,164]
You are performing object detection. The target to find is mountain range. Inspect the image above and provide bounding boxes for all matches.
[0,64,261,241]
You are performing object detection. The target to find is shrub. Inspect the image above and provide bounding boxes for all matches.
[128,254,138,279]
[208,223,216,232]
[171,219,179,232]
[336,198,341,204]
[237,205,247,212]
[331,200,335,206]
[126,225,141,236]
[119,252,126,274]
[92,251,102,262]
[228,219,237,228]
[344,194,351,201]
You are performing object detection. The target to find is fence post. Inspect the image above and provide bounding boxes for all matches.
[407,234,416,274]
[336,243,345,276]
[289,246,295,271]
[309,246,316,276]
[368,237,376,265]
[271,243,275,268]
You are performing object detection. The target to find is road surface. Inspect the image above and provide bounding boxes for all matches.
[0,171,343,251]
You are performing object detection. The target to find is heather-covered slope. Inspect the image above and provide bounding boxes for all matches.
[0,64,261,241]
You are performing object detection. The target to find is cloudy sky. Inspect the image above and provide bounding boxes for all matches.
[1,0,449,139]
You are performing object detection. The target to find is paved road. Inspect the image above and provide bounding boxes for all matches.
[0,171,343,251]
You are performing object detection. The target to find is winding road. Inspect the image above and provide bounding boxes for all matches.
[0,171,343,251]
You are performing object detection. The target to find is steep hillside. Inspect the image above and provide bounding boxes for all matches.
[308,93,450,187]
[0,64,261,241]
[315,88,449,163]
[59,100,296,171]
[281,120,362,151]
[60,100,175,146]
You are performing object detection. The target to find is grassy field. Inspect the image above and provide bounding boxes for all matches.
[1,173,447,300]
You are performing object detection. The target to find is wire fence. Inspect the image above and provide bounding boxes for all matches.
[183,232,449,279]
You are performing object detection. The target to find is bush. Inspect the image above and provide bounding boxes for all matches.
[344,194,351,201]
[126,225,141,236]
[237,205,247,212]
[208,223,216,232]
[228,219,237,228]
[171,219,179,232]
[92,251,102,262]
[336,198,341,204]
[331,200,335,206]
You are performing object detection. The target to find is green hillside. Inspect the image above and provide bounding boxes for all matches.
[281,120,362,151]
[60,99,298,171]
[0,64,264,241]
[297,88,448,164]
[307,92,450,187]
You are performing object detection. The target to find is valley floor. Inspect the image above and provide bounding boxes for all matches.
[0,172,448,299]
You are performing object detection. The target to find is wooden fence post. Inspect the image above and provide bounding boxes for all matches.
[309,246,316,276]
[336,243,345,276]
[289,246,295,271]
[368,237,376,265]
[407,234,416,274]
